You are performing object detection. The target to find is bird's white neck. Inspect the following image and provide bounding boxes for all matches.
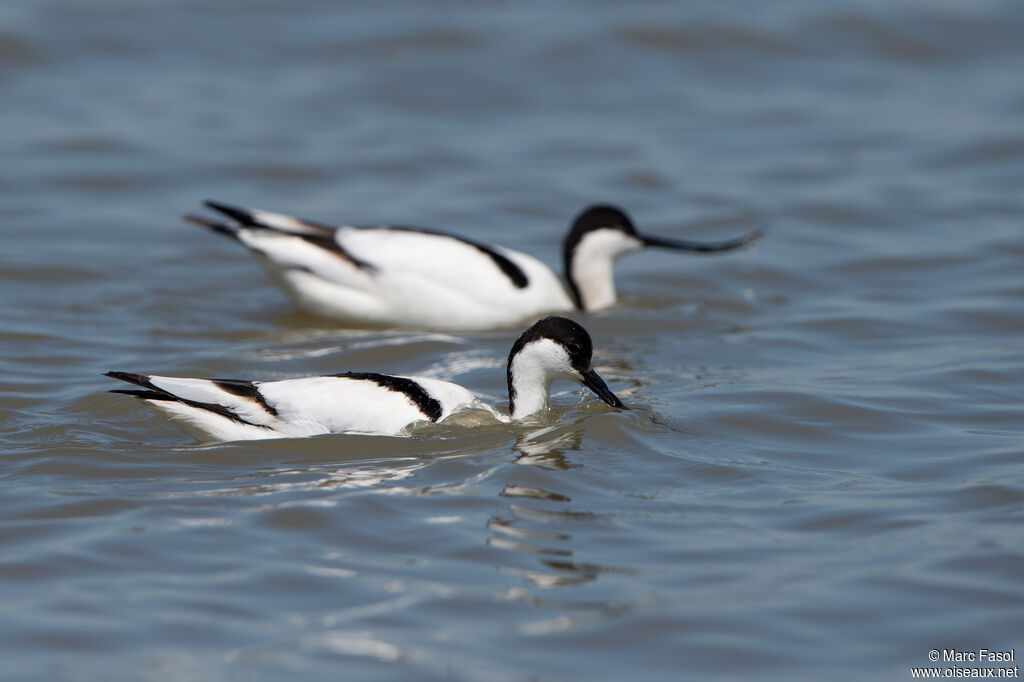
[566,229,643,311]
[507,340,574,420]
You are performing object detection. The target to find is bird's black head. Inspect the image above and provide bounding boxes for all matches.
[509,315,594,374]
[563,205,637,253]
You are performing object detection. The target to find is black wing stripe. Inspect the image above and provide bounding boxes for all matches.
[331,372,443,422]
[296,233,376,271]
[213,379,279,417]
[387,226,529,289]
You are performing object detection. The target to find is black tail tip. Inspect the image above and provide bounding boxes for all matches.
[183,213,239,237]
[203,200,255,225]
[108,388,168,400]
[105,371,149,385]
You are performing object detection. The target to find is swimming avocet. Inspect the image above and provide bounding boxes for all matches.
[186,200,762,330]
[105,316,624,442]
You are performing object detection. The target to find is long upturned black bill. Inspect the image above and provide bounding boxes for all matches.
[580,368,626,409]
[640,226,765,253]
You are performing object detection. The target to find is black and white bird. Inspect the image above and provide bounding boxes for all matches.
[105,316,624,442]
[186,200,762,330]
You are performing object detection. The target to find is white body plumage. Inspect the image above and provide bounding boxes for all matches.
[241,221,572,330]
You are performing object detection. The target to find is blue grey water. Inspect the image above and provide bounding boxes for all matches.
[2,0,1022,679]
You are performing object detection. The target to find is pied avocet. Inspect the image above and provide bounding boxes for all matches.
[186,200,762,330]
[105,316,624,442]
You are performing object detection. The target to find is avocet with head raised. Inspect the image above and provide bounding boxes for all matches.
[186,200,762,330]
[105,316,624,442]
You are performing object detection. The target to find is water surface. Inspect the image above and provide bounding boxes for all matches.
[2,1,1023,680]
